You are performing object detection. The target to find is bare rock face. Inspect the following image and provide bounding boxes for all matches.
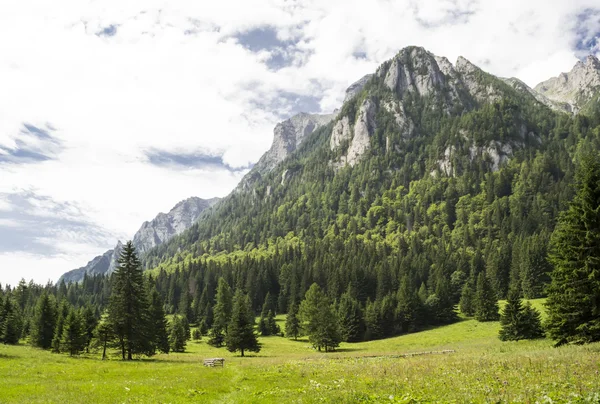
[132,197,219,255]
[344,74,373,103]
[330,98,377,167]
[346,98,377,166]
[58,197,219,283]
[384,47,446,98]
[534,55,600,111]
[255,112,335,173]
[502,77,572,113]
[330,116,352,150]
[382,100,414,138]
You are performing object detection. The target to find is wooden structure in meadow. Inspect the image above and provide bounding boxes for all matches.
[203,358,225,367]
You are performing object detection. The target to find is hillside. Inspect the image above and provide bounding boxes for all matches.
[133,47,600,332]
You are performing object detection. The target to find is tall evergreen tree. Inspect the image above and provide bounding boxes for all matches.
[108,241,153,360]
[93,313,114,360]
[299,283,340,352]
[498,287,524,341]
[31,292,56,349]
[213,278,233,334]
[337,290,364,342]
[459,280,476,317]
[52,300,70,353]
[148,288,170,354]
[61,309,85,356]
[475,273,499,322]
[80,305,97,353]
[0,297,21,344]
[546,152,600,345]
[225,290,260,357]
[169,315,187,353]
[285,301,301,340]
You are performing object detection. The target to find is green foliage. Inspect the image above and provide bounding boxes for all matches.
[30,293,56,349]
[169,315,187,353]
[60,309,85,356]
[546,152,600,346]
[285,302,300,340]
[0,297,21,345]
[148,288,170,354]
[459,281,476,317]
[337,290,364,342]
[475,273,499,322]
[108,241,153,359]
[225,290,260,357]
[299,284,340,352]
[213,278,233,334]
[499,289,544,341]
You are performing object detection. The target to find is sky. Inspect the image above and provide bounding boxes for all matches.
[1,0,599,287]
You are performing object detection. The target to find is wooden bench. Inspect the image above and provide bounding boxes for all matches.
[203,358,225,367]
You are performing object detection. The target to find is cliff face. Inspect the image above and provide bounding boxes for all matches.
[58,197,219,283]
[534,55,600,113]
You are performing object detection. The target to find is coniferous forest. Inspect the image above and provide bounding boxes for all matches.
[2,48,600,358]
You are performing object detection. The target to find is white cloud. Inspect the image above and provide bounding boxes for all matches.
[0,0,599,283]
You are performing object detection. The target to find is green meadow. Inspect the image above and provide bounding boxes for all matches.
[1,300,599,403]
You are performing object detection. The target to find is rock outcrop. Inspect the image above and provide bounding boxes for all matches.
[534,55,600,112]
[58,197,219,283]
[344,74,373,103]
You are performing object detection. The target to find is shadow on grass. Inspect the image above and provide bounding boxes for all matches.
[0,353,17,359]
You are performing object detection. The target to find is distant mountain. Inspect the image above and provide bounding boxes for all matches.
[58,197,219,283]
[534,55,600,113]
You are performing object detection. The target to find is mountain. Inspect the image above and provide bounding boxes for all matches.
[534,55,600,113]
[59,197,219,284]
[57,46,600,343]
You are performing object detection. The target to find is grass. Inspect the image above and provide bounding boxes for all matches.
[1,299,600,403]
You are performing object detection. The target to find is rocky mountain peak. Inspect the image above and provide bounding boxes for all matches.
[58,197,219,284]
[534,54,600,110]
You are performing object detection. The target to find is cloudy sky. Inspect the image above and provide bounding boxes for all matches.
[1,0,599,287]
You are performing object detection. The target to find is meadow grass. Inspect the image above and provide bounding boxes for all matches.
[1,299,599,403]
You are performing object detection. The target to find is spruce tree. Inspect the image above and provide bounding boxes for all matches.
[31,292,56,349]
[285,302,301,340]
[61,309,85,356]
[80,306,97,353]
[225,290,260,357]
[108,241,153,360]
[93,313,114,360]
[213,278,233,334]
[498,288,524,341]
[0,297,21,344]
[520,302,544,340]
[52,300,69,353]
[169,315,187,353]
[337,290,364,342]
[299,283,340,351]
[546,152,600,346]
[475,273,499,322]
[148,288,170,354]
[459,281,476,317]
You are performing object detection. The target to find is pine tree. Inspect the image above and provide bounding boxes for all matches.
[108,241,153,360]
[80,305,97,353]
[52,300,69,353]
[93,312,114,360]
[546,152,600,346]
[169,315,187,353]
[31,292,56,349]
[475,273,499,322]
[61,309,85,356]
[0,297,21,344]
[498,288,523,341]
[459,280,476,317]
[148,288,170,354]
[266,310,280,335]
[213,278,233,334]
[337,290,364,342]
[225,290,260,357]
[198,319,208,336]
[285,302,301,340]
[520,302,544,340]
[299,283,340,352]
